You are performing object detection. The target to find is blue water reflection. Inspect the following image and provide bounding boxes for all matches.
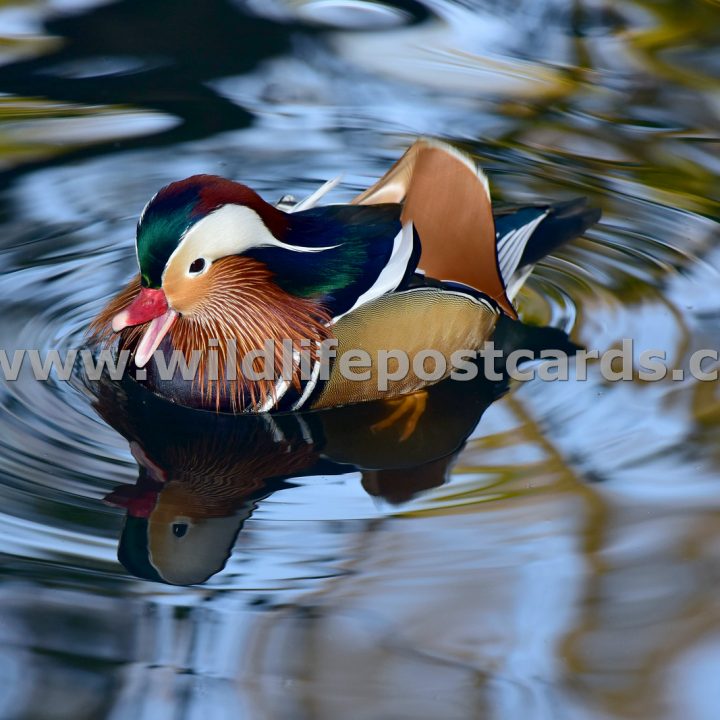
[0,0,719,717]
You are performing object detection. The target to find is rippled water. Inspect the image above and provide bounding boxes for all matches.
[0,0,719,717]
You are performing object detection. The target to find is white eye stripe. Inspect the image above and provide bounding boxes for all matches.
[165,205,344,282]
[163,204,339,285]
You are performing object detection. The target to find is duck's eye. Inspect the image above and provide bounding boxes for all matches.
[172,523,189,538]
[188,258,206,275]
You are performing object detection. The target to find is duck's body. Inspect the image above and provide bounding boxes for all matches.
[91,139,600,412]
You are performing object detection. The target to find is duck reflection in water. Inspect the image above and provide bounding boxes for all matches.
[92,317,577,586]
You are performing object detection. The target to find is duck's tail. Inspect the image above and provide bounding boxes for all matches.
[495,198,601,301]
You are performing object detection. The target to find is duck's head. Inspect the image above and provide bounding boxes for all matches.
[111,174,304,367]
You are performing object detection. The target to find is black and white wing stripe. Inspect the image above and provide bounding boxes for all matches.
[495,210,549,298]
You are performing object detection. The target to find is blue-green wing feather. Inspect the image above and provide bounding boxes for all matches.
[245,203,420,317]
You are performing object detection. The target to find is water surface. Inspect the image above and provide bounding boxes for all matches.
[0,0,719,718]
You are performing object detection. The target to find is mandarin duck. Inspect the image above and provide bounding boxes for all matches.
[91,138,600,412]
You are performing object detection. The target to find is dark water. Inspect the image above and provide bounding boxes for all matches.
[0,0,719,717]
